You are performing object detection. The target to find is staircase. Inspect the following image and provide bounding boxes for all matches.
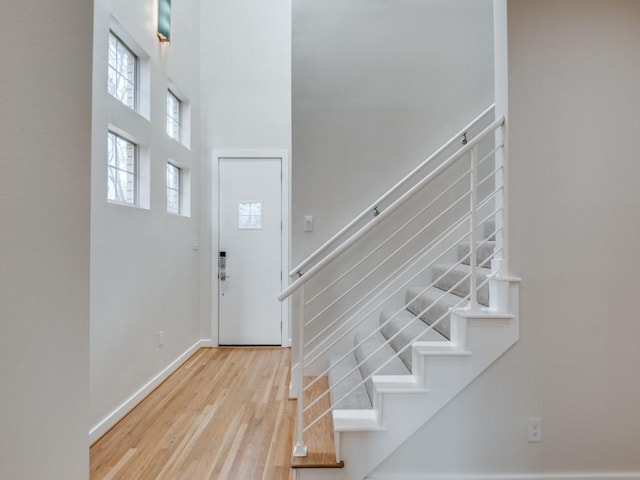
[279,106,520,480]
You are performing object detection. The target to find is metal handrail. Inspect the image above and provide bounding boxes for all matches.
[278,115,505,302]
[287,104,496,278]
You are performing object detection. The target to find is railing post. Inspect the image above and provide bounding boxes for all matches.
[495,122,509,266]
[293,284,308,457]
[468,146,480,311]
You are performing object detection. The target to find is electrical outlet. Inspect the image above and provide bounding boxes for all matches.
[158,330,165,347]
[528,417,542,442]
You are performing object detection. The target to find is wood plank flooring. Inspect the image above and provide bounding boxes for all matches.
[90,348,295,480]
[291,377,343,469]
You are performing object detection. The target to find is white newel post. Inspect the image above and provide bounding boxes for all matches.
[495,121,509,267]
[293,284,308,457]
[490,120,511,312]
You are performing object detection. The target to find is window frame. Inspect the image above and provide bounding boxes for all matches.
[166,89,181,142]
[107,131,139,206]
[166,162,182,215]
[108,31,139,111]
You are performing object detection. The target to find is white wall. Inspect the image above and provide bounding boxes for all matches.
[200,0,292,344]
[372,1,640,477]
[90,0,203,435]
[0,1,93,478]
[292,0,495,264]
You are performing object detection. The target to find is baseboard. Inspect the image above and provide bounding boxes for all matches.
[89,339,211,444]
[366,473,640,480]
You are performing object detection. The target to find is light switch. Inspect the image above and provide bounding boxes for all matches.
[304,215,314,232]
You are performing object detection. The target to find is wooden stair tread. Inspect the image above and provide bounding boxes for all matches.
[291,376,344,469]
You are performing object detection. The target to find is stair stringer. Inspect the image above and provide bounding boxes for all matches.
[294,277,519,480]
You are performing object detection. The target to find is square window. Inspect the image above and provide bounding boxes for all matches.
[107,132,138,205]
[167,162,181,215]
[167,90,181,141]
[108,32,138,110]
[239,202,262,230]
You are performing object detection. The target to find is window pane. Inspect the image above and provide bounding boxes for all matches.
[107,132,137,205]
[167,163,180,189]
[238,202,262,229]
[166,163,181,214]
[108,167,135,204]
[239,203,251,216]
[166,91,181,140]
[107,132,117,166]
[239,215,251,229]
[167,189,180,215]
[108,32,137,110]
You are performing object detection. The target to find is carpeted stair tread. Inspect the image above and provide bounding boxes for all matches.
[379,310,446,369]
[405,286,467,339]
[431,263,490,307]
[355,331,410,400]
[328,353,373,410]
[457,241,496,267]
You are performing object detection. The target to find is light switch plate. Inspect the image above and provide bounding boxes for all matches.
[304,215,314,232]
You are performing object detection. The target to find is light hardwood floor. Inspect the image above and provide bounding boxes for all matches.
[90,348,295,480]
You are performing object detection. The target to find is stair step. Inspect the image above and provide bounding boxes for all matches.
[457,241,496,266]
[328,353,373,410]
[431,263,490,307]
[405,287,466,339]
[379,310,446,369]
[291,376,344,469]
[354,331,410,401]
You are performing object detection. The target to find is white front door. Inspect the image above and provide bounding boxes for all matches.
[218,157,282,345]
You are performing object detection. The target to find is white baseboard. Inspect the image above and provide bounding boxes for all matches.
[89,339,211,444]
[367,474,640,480]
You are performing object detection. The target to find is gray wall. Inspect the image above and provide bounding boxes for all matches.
[292,0,495,264]
[0,1,93,478]
[372,1,640,477]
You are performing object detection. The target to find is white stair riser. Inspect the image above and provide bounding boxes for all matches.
[326,280,519,480]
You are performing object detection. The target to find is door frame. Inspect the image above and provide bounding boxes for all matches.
[211,149,291,347]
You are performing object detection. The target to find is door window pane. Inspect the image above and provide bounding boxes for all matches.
[239,202,262,230]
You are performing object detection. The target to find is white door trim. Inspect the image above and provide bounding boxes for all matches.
[211,149,291,347]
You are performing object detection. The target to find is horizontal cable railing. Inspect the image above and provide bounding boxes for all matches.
[281,108,507,458]
[304,167,473,308]
[306,267,499,432]
[278,116,504,303]
[303,216,473,365]
[288,104,496,279]
[303,208,500,375]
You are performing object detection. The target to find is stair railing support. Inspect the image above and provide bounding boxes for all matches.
[293,284,308,457]
[468,145,480,312]
[495,121,509,266]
